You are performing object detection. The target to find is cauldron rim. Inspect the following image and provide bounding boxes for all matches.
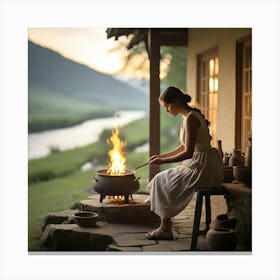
[96,169,136,177]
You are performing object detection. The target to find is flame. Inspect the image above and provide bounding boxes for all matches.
[108,195,125,201]
[106,127,126,176]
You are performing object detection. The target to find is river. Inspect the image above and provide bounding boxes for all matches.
[28,110,146,160]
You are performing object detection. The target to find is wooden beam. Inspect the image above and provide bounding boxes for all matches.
[235,42,242,149]
[159,29,188,46]
[148,29,161,181]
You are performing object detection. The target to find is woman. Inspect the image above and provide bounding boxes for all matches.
[146,86,223,240]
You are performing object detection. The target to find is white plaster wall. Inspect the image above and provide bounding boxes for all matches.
[187,28,251,153]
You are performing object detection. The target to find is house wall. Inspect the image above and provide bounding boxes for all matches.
[187,28,251,153]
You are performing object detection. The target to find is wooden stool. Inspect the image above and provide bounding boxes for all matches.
[190,185,229,250]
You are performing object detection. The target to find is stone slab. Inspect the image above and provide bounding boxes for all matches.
[79,194,160,225]
[39,224,76,250]
[112,233,157,247]
[39,223,113,251]
[39,220,194,251]
[222,182,252,197]
[40,209,78,232]
[176,227,193,235]
[169,238,192,251]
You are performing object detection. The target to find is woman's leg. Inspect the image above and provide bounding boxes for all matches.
[158,218,172,234]
[146,217,173,240]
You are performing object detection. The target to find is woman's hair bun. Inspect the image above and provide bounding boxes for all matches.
[184,94,191,103]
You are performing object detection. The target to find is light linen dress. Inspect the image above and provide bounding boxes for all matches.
[147,110,224,219]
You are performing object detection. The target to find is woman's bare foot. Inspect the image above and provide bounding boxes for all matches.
[145,228,174,240]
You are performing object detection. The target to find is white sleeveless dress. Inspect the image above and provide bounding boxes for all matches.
[146,110,224,219]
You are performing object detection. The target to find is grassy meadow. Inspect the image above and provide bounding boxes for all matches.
[28,112,181,251]
[28,84,117,132]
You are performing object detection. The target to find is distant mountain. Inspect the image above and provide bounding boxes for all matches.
[28,40,148,132]
[114,75,149,95]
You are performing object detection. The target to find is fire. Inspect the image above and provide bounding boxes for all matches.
[106,127,126,176]
[108,195,125,202]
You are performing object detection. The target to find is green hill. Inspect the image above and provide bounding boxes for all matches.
[28,40,148,132]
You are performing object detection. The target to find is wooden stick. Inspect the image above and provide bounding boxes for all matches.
[135,162,149,170]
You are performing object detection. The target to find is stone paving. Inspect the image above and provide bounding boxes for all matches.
[39,193,228,252]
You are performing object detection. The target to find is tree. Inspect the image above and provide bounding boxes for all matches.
[161,46,187,91]
[109,40,187,90]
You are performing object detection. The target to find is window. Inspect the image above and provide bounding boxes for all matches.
[197,48,219,147]
[241,39,252,150]
[236,37,252,152]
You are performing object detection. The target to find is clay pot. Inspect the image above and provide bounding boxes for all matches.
[206,228,237,251]
[72,211,99,227]
[233,166,252,186]
[223,166,234,183]
[229,149,245,166]
[213,214,237,230]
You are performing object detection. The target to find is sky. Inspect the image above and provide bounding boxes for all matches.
[28,28,164,80]
[28,28,130,77]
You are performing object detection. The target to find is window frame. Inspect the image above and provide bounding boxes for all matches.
[235,35,252,152]
[196,46,219,147]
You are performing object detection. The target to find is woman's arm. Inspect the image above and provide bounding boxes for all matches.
[149,114,200,165]
[154,145,185,159]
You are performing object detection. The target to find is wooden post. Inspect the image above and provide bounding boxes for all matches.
[147,29,160,181]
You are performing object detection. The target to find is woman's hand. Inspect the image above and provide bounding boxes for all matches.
[148,155,164,165]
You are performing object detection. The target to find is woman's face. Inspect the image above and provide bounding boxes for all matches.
[163,102,179,116]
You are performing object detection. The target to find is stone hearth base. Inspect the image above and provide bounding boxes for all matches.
[79,194,160,225]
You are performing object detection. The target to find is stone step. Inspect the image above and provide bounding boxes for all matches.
[79,194,160,225]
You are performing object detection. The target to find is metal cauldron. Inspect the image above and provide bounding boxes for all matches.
[93,169,140,203]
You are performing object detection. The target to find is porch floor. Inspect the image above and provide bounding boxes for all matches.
[38,192,248,252]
